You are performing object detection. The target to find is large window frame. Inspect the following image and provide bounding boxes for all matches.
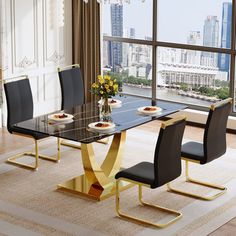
[103,0,236,114]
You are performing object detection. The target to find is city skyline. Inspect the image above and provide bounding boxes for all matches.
[102,0,231,47]
[103,2,230,85]
[103,1,232,76]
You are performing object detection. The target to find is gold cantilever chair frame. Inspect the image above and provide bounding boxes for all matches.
[116,178,182,228]
[7,133,61,171]
[167,98,232,200]
[4,76,61,171]
[58,64,108,150]
[115,117,186,228]
[167,159,227,201]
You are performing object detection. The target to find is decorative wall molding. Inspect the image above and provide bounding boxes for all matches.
[48,51,64,64]
[17,56,36,68]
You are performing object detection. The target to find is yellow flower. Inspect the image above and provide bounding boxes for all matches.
[99,77,104,84]
[104,75,110,81]
[113,84,118,91]
[92,83,97,88]
[97,75,105,84]
[91,75,119,98]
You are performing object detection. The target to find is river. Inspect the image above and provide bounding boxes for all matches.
[122,85,212,107]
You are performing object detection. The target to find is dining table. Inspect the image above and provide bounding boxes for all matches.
[14,95,187,200]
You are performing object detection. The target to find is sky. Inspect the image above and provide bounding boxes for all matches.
[102,0,231,45]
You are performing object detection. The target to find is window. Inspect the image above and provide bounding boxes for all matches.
[157,0,232,49]
[101,0,236,113]
[156,47,230,106]
[102,1,152,40]
[103,41,152,97]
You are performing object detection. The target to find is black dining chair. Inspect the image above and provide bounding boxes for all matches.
[58,64,108,148]
[168,98,232,200]
[4,76,60,170]
[115,116,186,228]
[58,64,85,110]
[58,64,85,149]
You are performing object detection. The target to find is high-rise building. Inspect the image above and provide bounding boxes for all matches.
[129,28,135,39]
[218,2,232,74]
[122,28,136,67]
[184,31,201,65]
[102,35,112,69]
[110,4,123,72]
[201,16,219,67]
[187,31,201,45]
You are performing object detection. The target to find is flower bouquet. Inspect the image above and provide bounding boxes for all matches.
[91,75,119,117]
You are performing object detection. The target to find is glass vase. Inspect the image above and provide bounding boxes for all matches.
[100,97,112,120]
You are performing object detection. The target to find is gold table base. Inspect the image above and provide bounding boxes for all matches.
[57,171,133,201]
[57,131,130,200]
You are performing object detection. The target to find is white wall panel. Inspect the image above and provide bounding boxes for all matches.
[13,0,37,71]
[1,0,72,125]
[44,73,61,100]
[29,77,39,103]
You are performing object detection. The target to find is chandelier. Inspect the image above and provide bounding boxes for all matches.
[83,0,145,4]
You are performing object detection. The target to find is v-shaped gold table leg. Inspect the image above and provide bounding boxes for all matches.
[57,131,132,200]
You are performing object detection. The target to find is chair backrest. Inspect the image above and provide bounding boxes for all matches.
[203,98,232,163]
[153,117,186,187]
[58,65,85,110]
[4,77,33,132]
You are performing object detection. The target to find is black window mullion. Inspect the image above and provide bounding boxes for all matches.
[151,0,157,102]
[229,0,236,112]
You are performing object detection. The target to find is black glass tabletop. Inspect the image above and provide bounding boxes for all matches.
[14,95,187,144]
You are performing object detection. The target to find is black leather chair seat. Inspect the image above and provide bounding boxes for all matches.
[115,162,155,186]
[9,126,48,140]
[181,141,204,163]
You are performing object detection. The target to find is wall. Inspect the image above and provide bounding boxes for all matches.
[0,0,72,126]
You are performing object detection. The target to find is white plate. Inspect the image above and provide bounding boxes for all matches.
[48,113,74,122]
[88,122,115,131]
[98,98,122,108]
[108,98,122,108]
[137,106,162,115]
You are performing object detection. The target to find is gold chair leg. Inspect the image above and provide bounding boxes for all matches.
[38,137,61,163]
[7,139,39,170]
[60,139,81,149]
[116,179,182,228]
[7,138,61,170]
[57,138,61,162]
[167,160,227,201]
